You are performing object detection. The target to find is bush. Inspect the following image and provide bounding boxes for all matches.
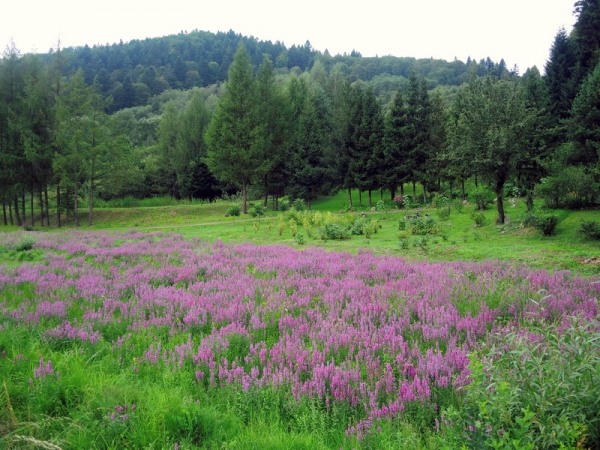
[227,205,242,217]
[403,214,439,235]
[470,211,486,227]
[393,196,404,209]
[292,198,307,211]
[440,318,600,449]
[537,166,600,209]
[534,213,559,236]
[437,206,451,220]
[451,198,465,214]
[578,219,600,240]
[277,197,291,212]
[318,223,349,240]
[469,186,495,211]
[15,237,35,252]
[249,204,266,218]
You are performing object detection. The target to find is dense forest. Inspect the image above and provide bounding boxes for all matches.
[1,0,599,227]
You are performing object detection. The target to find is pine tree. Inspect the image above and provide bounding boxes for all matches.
[405,73,432,201]
[383,87,410,199]
[570,60,600,165]
[545,27,578,123]
[205,43,267,214]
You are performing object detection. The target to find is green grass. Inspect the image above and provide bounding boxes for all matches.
[1,193,599,274]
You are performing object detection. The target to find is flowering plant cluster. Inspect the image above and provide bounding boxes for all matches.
[1,230,598,445]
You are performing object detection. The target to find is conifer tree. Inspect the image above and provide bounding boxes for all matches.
[205,43,267,214]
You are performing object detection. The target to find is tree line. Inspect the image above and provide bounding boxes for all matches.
[1,0,599,226]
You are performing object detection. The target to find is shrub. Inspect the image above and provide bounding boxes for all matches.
[278,197,290,212]
[440,318,600,449]
[403,215,439,235]
[15,237,35,252]
[318,223,349,240]
[227,205,242,217]
[249,204,266,218]
[431,193,450,209]
[350,217,368,235]
[469,186,495,211]
[451,198,464,214]
[436,206,451,220]
[534,213,559,236]
[537,166,600,209]
[578,219,600,240]
[393,196,404,209]
[375,199,387,212]
[292,198,307,211]
[470,211,486,227]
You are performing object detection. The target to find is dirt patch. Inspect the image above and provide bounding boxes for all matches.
[579,257,600,266]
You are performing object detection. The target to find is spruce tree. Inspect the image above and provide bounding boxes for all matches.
[205,43,267,214]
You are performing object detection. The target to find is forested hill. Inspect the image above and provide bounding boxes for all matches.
[41,29,514,112]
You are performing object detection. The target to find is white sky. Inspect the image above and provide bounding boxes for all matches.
[2,0,576,73]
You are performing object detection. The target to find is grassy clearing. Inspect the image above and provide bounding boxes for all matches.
[2,193,599,274]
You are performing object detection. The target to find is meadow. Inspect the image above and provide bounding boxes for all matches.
[1,194,600,449]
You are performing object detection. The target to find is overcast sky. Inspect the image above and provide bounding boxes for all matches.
[2,0,576,73]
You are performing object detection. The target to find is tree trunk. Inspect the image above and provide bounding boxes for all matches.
[74,185,79,227]
[56,185,61,228]
[21,190,26,222]
[264,175,269,207]
[400,184,404,196]
[2,198,7,225]
[368,190,372,207]
[496,180,505,224]
[347,187,352,207]
[390,186,396,200]
[88,177,94,226]
[8,201,14,225]
[44,185,50,227]
[242,182,248,214]
[461,180,465,200]
[30,185,35,227]
[14,196,22,226]
[422,183,427,204]
[38,189,44,227]
[526,190,534,212]
[359,190,363,207]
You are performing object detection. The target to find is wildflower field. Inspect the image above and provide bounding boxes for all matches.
[1,230,599,449]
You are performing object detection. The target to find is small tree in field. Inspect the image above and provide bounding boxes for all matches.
[448,76,537,224]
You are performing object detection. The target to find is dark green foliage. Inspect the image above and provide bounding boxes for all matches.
[578,219,600,239]
[291,198,307,211]
[383,88,409,199]
[469,186,495,211]
[318,223,350,240]
[544,27,578,123]
[470,211,486,227]
[249,204,266,218]
[448,76,537,224]
[537,166,600,209]
[534,213,560,236]
[285,77,333,205]
[205,44,270,214]
[227,205,242,217]
[569,61,600,165]
[402,214,439,235]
